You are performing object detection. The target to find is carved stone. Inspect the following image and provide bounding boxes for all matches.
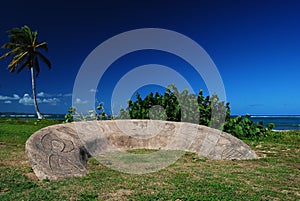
[25,125,89,180]
[26,120,258,180]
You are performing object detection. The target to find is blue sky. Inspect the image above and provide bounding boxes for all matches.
[0,0,299,115]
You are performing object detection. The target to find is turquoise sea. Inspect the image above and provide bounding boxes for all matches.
[1,113,300,131]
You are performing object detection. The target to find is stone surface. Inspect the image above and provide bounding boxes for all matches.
[25,125,89,180]
[26,120,258,179]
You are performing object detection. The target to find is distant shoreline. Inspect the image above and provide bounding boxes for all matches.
[2,112,300,117]
[0,113,65,120]
[1,113,299,131]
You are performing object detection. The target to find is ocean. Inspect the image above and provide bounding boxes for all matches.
[0,113,65,120]
[249,115,300,131]
[1,114,299,131]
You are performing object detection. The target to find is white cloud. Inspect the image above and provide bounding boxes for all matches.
[19,94,40,105]
[4,100,12,104]
[0,94,20,100]
[19,94,60,106]
[13,94,20,99]
[0,95,10,100]
[37,92,45,97]
[36,91,73,98]
[55,93,72,97]
[42,98,60,105]
[18,92,67,106]
[37,92,56,98]
[63,93,72,97]
[74,98,88,104]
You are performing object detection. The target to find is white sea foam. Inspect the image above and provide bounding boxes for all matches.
[250,115,300,118]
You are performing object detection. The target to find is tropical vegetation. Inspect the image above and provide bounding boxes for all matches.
[0,25,51,119]
[66,84,274,139]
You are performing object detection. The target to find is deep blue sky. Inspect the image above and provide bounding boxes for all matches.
[0,0,299,115]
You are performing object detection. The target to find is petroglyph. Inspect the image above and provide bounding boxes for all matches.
[26,120,258,179]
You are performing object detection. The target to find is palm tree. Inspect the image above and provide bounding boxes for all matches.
[0,25,51,119]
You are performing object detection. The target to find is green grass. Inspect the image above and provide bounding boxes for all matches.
[0,118,299,200]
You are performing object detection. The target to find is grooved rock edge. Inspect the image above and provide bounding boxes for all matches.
[25,120,258,180]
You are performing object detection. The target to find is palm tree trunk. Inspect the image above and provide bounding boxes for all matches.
[30,67,43,120]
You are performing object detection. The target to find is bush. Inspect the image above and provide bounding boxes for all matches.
[118,84,227,127]
[117,84,275,138]
[222,114,272,139]
[64,107,76,123]
[65,84,275,139]
[64,104,108,123]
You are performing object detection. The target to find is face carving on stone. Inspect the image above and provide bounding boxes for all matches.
[26,126,88,180]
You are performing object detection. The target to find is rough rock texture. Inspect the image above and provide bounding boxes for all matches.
[25,125,89,180]
[26,120,258,180]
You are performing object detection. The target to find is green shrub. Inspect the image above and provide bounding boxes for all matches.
[64,107,76,123]
[66,84,275,139]
[117,84,275,139]
[118,84,226,127]
[96,103,109,120]
[222,114,271,139]
[64,103,108,123]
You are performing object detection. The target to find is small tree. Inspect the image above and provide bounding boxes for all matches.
[0,25,51,119]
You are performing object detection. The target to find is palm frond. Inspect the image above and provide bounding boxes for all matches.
[2,42,23,49]
[23,26,34,44]
[1,25,51,76]
[8,26,34,45]
[0,42,28,59]
[9,53,29,73]
[0,47,20,59]
[16,57,31,73]
[36,52,51,69]
[8,29,28,44]
[36,42,48,51]
[8,51,28,68]
[32,31,38,45]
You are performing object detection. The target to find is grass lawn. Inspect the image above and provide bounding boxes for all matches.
[0,118,299,200]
